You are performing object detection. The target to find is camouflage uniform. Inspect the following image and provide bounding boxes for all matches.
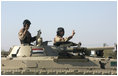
[54,35,78,47]
[54,36,68,43]
[18,28,36,45]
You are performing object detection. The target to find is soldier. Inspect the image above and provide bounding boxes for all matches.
[18,19,36,45]
[54,27,76,46]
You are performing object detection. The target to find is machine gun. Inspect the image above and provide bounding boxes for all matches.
[45,41,87,59]
[36,30,43,46]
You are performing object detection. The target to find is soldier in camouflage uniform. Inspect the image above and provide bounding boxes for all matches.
[18,19,36,45]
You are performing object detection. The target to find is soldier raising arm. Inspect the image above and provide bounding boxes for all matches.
[66,30,75,41]
[54,27,75,44]
[19,23,29,40]
[18,19,36,45]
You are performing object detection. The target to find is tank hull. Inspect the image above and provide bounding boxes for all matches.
[1,56,117,75]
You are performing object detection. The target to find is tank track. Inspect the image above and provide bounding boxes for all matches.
[2,68,117,75]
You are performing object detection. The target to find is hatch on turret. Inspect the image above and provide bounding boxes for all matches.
[8,45,31,57]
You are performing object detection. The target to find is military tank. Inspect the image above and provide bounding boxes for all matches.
[1,30,117,75]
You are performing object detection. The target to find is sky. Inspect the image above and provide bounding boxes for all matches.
[1,1,117,51]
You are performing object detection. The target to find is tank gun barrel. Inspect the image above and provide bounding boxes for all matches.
[87,46,114,51]
[56,47,87,53]
[66,47,87,53]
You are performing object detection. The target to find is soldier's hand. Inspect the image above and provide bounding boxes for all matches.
[72,30,75,36]
[24,27,28,31]
[24,24,29,31]
[23,27,28,34]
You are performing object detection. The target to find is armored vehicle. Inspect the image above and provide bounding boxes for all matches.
[1,30,117,75]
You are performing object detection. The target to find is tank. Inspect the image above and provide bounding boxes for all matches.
[1,30,117,75]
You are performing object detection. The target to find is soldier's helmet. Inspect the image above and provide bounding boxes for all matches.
[23,19,31,27]
[57,27,65,37]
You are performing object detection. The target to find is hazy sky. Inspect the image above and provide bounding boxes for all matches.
[1,1,117,51]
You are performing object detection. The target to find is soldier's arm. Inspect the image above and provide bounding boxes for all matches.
[66,30,75,41]
[54,38,56,43]
[18,28,27,40]
[31,36,36,42]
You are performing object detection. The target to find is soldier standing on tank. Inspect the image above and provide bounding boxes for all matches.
[18,19,36,45]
